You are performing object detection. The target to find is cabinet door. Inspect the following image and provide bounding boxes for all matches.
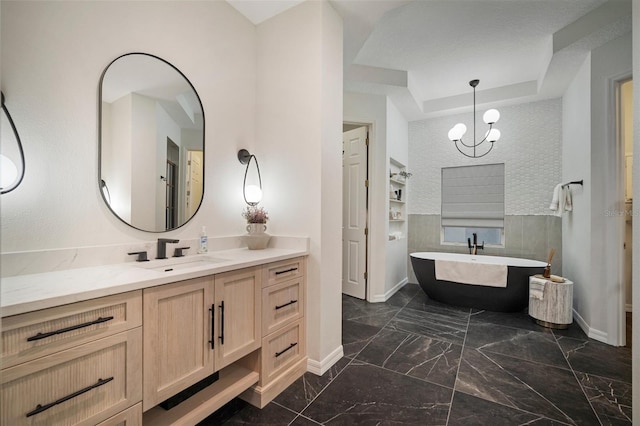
[214,267,261,369]
[143,277,215,411]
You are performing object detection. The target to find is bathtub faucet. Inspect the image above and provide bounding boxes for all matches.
[469,233,484,255]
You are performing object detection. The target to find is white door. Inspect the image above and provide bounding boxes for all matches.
[342,126,368,299]
[186,150,203,218]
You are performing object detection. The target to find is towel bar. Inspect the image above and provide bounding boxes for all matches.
[561,179,583,188]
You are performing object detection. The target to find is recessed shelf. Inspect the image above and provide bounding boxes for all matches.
[389,199,405,203]
[389,219,405,222]
[143,364,259,426]
[390,177,406,185]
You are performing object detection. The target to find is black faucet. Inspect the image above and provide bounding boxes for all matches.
[157,238,179,259]
[471,233,484,255]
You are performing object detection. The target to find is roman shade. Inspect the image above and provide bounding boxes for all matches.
[441,163,505,228]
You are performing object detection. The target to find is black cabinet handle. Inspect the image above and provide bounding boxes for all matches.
[218,301,225,345]
[275,300,298,310]
[275,342,298,358]
[275,267,298,276]
[26,377,113,417]
[27,316,114,342]
[208,304,215,349]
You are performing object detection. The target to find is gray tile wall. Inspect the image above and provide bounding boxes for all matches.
[407,214,562,282]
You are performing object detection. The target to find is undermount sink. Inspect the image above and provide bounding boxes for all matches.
[136,255,228,273]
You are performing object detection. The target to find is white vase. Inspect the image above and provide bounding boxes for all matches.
[244,222,270,250]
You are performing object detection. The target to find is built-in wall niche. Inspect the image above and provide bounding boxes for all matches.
[389,158,408,241]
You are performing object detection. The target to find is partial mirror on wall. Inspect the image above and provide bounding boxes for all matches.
[99,53,205,232]
[1,92,26,194]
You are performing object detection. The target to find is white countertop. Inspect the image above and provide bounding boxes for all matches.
[1,247,308,317]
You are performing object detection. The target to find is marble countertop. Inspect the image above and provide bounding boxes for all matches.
[1,247,308,317]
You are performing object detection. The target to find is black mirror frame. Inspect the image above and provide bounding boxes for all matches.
[98,52,205,233]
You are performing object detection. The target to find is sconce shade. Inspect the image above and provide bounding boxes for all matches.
[245,184,262,205]
[1,92,26,194]
[1,154,18,190]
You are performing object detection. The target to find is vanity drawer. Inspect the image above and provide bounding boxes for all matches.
[1,328,142,426]
[1,291,142,369]
[262,278,304,336]
[261,319,305,385]
[262,257,305,288]
[96,402,142,426]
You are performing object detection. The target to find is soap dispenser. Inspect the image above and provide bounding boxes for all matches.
[198,226,208,253]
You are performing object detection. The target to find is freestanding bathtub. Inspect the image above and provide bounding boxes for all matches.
[410,252,547,312]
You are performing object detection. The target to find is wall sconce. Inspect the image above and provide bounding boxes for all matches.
[237,149,262,206]
[1,92,26,194]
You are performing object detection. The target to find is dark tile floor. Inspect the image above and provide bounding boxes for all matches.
[200,283,632,425]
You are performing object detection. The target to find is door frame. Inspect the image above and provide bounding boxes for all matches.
[342,121,371,301]
[610,75,633,346]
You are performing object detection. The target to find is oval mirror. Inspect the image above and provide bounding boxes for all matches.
[99,53,205,232]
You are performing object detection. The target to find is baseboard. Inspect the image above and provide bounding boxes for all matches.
[307,345,344,376]
[369,278,408,303]
[625,303,632,312]
[572,309,608,344]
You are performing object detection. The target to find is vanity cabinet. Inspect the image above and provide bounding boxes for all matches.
[240,257,307,408]
[142,276,216,410]
[0,292,143,426]
[0,255,306,425]
[141,266,262,424]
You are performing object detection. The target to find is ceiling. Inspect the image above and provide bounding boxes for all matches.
[226,0,632,121]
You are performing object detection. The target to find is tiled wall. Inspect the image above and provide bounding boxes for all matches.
[407,214,562,282]
[408,99,563,216]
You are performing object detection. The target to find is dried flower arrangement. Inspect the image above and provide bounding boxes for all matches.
[242,206,269,223]
[399,170,413,179]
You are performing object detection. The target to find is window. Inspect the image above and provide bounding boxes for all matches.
[441,163,505,245]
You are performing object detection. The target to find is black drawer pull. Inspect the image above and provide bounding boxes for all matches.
[26,377,113,417]
[218,301,225,345]
[275,342,298,358]
[275,267,298,276]
[208,304,215,349]
[27,316,115,342]
[275,300,298,310]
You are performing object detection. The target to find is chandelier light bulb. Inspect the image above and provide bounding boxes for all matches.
[483,109,500,124]
[485,128,501,142]
[448,127,460,141]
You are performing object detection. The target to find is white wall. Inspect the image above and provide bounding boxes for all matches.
[562,32,632,344]
[408,99,563,216]
[0,1,257,252]
[255,0,343,373]
[562,56,592,330]
[591,33,632,342]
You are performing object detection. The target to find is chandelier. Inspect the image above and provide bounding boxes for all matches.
[447,79,501,158]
